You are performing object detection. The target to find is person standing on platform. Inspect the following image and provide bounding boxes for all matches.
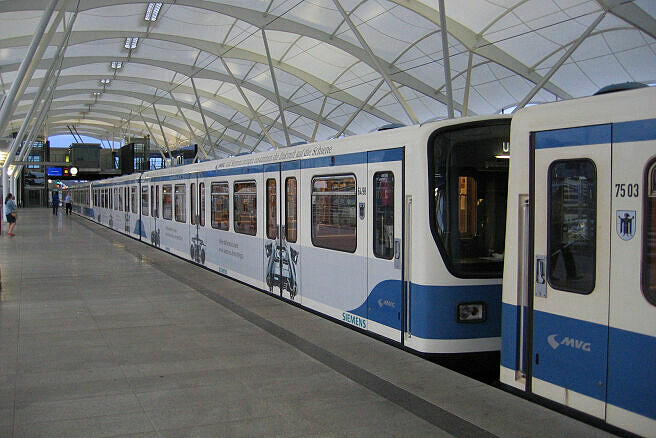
[4,193,17,236]
[65,192,72,215]
[52,190,59,215]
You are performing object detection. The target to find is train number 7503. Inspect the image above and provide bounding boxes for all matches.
[615,183,639,198]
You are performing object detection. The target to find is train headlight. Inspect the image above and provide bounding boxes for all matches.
[457,302,486,322]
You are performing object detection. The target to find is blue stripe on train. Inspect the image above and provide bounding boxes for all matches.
[607,326,656,420]
[139,148,404,183]
[532,311,609,401]
[349,283,501,339]
[502,305,656,421]
[534,117,656,149]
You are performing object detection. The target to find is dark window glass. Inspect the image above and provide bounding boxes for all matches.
[234,181,257,235]
[131,187,137,214]
[191,183,196,225]
[643,160,656,305]
[374,171,394,259]
[286,177,297,243]
[117,188,123,211]
[311,175,356,252]
[266,179,278,239]
[211,182,229,230]
[162,184,173,220]
[430,122,510,277]
[548,159,596,294]
[174,184,186,223]
[199,183,205,227]
[142,186,149,216]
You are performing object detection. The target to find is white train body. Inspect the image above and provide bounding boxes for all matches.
[71,116,511,355]
[500,86,656,436]
[70,86,656,436]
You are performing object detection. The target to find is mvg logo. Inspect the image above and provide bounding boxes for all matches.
[547,334,591,352]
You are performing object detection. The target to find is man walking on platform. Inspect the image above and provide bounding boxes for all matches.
[52,191,59,215]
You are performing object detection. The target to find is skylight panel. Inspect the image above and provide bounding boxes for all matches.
[124,37,139,49]
[145,3,163,22]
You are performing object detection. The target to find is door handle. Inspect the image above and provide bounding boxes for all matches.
[535,255,547,297]
[394,238,401,269]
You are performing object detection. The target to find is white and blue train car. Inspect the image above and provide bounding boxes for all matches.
[71,116,512,355]
[90,174,143,239]
[500,86,656,436]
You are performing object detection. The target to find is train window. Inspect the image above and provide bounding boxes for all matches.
[191,183,196,225]
[126,187,130,212]
[199,183,205,227]
[211,182,229,230]
[234,181,257,236]
[162,184,173,220]
[373,171,394,259]
[141,186,149,216]
[118,188,123,212]
[131,187,137,214]
[311,175,357,252]
[151,185,159,218]
[642,160,656,305]
[174,184,186,223]
[266,179,278,239]
[548,159,596,294]
[286,177,297,243]
[429,121,510,278]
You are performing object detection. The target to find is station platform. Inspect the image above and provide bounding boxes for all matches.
[0,209,619,438]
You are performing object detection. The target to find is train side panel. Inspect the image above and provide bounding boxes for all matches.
[500,87,656,437]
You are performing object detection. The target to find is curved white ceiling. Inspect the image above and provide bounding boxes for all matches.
[1,0,654,157]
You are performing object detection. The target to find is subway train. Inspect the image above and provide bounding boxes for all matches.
[72,114,511,356]
[70,85,656,436]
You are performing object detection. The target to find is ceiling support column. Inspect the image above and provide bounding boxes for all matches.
[514,12,606,112]
[140,113,169,162]
[152,104,175,165]
[0,0,61,139]
[437,0,454,118]
[462,51,473,117]
[188,78,212,161]
[332,0,419,125]
[262,29,291,146]
[311,97,327,143]
[220,57,277,149]
[169,90,208,162]
[335,79,385,137]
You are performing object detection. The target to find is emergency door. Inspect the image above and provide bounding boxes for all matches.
[530,126,611,419]
[264,161,302,302]
[367,148,404,342]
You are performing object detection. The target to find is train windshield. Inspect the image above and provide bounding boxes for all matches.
[429,121,510,278]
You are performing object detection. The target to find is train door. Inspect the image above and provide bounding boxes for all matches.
[263,163,282,296]
[367,149,404,342]
[281,161,301,302]
[194,179,208,266]
[189,176,205,265]
[530,125,611,419]
[150,183,161,247]
[264,161,302,301]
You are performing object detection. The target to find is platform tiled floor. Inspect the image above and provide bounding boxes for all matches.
[0,209,618,437]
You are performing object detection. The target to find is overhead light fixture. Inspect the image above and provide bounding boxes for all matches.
[145,2,163,21]
[99,79,111,85]
[92,91,102,96]
[111,61,123,69]
[124,37,139,49]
